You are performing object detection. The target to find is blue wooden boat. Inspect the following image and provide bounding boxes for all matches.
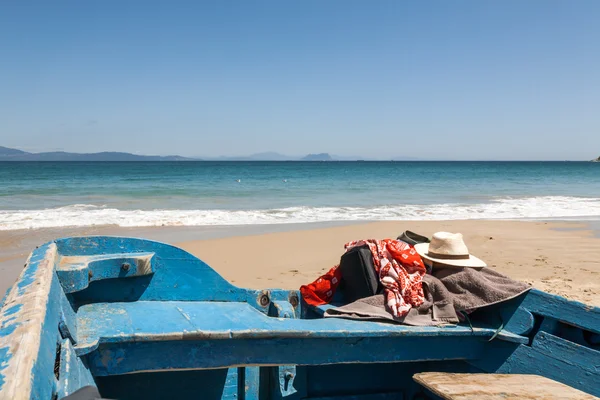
[0,236,598,399]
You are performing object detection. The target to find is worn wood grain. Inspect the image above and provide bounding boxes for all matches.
[0,244,59,400]
[86,336,490,376]
[523,290,600,335]
[413,372,599,399]
[73,300,525,357]
[56,252,155,293]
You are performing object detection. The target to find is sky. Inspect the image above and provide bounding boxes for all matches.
[0,1,599,160]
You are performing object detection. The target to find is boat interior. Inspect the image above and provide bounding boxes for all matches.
[0,236,598,399]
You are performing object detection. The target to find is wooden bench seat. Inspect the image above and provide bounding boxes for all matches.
[74,301,526,376]
[76,301,525,350]
[413,372,599,400]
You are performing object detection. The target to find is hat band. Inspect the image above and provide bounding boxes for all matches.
[426,251,470,260]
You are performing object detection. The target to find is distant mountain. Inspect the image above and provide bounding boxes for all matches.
[202,152,337,161]
[301,153,333,161]
[248,152,296,161]
[330,154,422,161]
[330,154,369,161]
[210,152,297,161]
[0,146,194,161]
[1,146,417,162]
[0,146,28,157]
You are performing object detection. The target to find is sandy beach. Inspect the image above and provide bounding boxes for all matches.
[1,220,599,306]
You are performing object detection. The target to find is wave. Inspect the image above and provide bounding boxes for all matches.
[1,196,600,230]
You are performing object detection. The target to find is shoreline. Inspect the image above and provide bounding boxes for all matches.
[3,197,600,231]
[1,219,599,306]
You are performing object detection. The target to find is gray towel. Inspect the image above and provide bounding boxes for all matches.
[324,267,531,326]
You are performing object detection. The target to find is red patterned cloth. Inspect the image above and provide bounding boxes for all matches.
[299,265,343,306]
[300,239,426,317]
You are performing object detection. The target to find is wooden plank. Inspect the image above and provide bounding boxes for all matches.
[243,367,261,400]
[469,340,600,398]
[56,252,155,293]
[74,300,525,355]
[56,339,95,399]
[0,244,61,400]
[522,290,600,335]
[413,372,599,399]
[86,336,490,376]
[531,331,600,371]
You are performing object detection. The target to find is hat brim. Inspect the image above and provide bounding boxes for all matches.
[414,243,487,268]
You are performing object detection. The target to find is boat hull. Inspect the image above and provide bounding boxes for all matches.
[0,236,598,399]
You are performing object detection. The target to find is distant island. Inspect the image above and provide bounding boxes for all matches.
[0,146,192,162]
[200,152,419,161]
[301,153,333,161]
[0,146,339,162]
[592,156,600,162]
[0,146,422,162]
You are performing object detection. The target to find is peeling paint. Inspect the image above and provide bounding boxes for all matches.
[0,347,8,388]
[0,289,9,310]
[57,252,155,294]
[15,254,36,296]
[0,244,57,400]
[2,305,22,316]
[175,307,192,323]
[0,325,17,339]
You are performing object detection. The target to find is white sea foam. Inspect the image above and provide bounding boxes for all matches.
[1,196,600,230]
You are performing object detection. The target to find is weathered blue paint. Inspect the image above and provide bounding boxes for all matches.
[29,267,65,400]
[473,339,600,396]
[270,365,307,400]
[499,306,535,336]
[0,288,9,310]
[0,324,17,339]
[270,300,298,319]
[15,254,39,295]
[522,289,600,334]
[73,300,526,359]
[244,366,261,400]
[467,294,600,396]
[271,299,301,399]
[2,305,22,316]
[56,339,96,399]
[0,317,16,327]
[278,364,298,397]
[0,348,9,388]
[0,235,598,400]
[85,336,495,376]
[56,252,155,293]
[0,243,61,400]
[533,331,600,369]
[269,289,303,316]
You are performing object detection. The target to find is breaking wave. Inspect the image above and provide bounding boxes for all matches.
[1,196,600,230]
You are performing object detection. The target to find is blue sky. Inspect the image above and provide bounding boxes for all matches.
[0,1,598,160]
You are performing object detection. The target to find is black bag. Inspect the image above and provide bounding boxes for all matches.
[339,245,382,303]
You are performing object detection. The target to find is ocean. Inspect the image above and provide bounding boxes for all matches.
[1,161,599,230]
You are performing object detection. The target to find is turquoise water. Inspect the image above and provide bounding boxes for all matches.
[1,161,599,229]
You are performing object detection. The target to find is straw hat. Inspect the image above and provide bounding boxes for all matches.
[414,232,487,268]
